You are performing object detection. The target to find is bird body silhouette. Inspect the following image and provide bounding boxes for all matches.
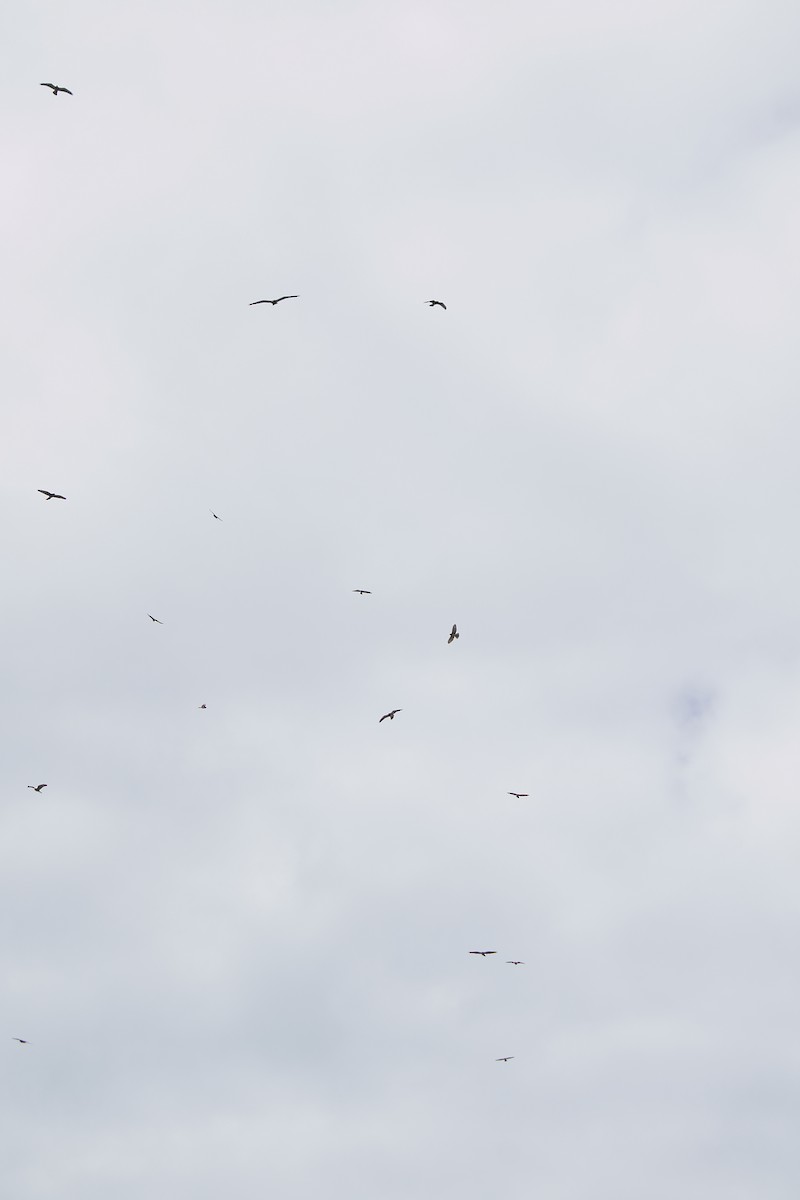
[427,300,446,309]
[210,510,222,520]
[379,709,402,722]
[496,1056,514,1062]
[40,83,72,95]
[249,296,298,306]
[27,784,47,792]
[353,589,371,595]
[147,614,163,624]
[508,792,528,798]
[448,624,459,643]
[12,1038,29,1044]
[506,960,524,965]
[198,704,207,709]
[469,950,497,957]
[38,490,66,500]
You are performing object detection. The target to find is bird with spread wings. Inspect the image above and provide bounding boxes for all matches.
[448,624,459,643]
[379,709,402,723]
[249,296,298,306]
[40,83,72,95]
[38,489,66,500]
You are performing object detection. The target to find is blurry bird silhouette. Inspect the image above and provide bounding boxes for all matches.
[469,950,496,957]
[249,296,298,306]
[210,510,222,520]
[379,709,402,723]
[496,1056,514,1062]
[448,624,459,644]
[353,589,371,595]
[40,83,72,95]
[27,784,47,793]
[426,300,446,309]
[38,490,66,500]
[508,792,528,799]
[147,614,163,624]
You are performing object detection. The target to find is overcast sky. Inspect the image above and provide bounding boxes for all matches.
[3,1,800,1197]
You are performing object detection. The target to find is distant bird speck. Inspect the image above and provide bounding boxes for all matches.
[353,589,372,595]
[506,961,524,966]
[448,623,459,644]
[210,510,222,520]
[469,950,497,957]
[426,300,446,309]
[27,784,47,792]
[147,614,163,624]
[40,83,72,95]
[198,704,207,709]
[38,489,66,500]
[12,1038,29,1044]
[379,709,402,723]
[508,792,528,799]
[249,296,298,306]
[496,1056,514,1062]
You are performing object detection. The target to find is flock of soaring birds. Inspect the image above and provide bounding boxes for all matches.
[21,80,525,1063]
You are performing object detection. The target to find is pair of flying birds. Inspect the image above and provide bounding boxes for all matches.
[249,297,447,308]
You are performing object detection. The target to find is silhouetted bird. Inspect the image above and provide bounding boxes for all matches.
[40,83,72,95]
[379,709,402,723]
[198,704,207,709]
[506,961,524,966]
[147,614,163,624]
[448,623,459,644]
[508,792,528,798]
[249,296,298,306]
[38,490,66,500]
[27,784,47,793]
[496,1057,514,1062]
[469,950,497,957]
[12,1038,29,1044]
[210,510,222,520]
[426,300,446,309]
[353,589,371,595]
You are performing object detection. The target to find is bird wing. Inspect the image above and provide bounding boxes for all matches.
[40,83,56,89]
[451,624,457,635]
[38,489,53,497]
[379,713,389,722]
[60,87,73,94]
[52,494,66,500]
[275,295,298,303]
[249,300,269,305]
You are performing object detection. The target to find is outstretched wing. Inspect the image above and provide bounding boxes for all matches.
[40,83,56,89]
[274,295,298,303]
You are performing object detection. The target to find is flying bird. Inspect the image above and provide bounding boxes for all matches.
[496,1056,514,1062]
[12,1038,29,1044]
[469,950,497,957]
[40,83,72,95]
[379,709,402,722]
[447,623,459,644]
[27,784,47,793]
[198,704,207,709]
[508,792,528,799]
[147,614,163,624]
[210,510,222,520]
[506,961,524,966]
[426,300,446,309]
[353,589,371,595]
[37,489,66,500]
[249,296,298,306]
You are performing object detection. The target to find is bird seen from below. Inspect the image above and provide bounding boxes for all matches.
[27,784,47,793]
[506,960,524,966]
[508,792,528,799]
[353,589,372,595]
[210,510,222,520]
[249,296,298,306]
[379,709,402,723]
[448,623,459,644]
[469,950,497,957]
[147,614,163,624]
[198,704,207,709]
[40,83,72,95]
[12,1038,29,1044]
[426,300,446,309]
[38,489,66,500]
[496,1056,514,1062]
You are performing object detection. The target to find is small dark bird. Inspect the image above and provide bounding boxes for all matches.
[147,614,163,624]
[198,704,207,709]
[508,793,528,799]
[506,961,524,966]
[496,1056,514,1062]
[40,83,72,95]
[426,300,446,309]
[448,623,459,644]
[12,1038,29,1044]
[210,510,222,520]
[38,490,66,500]
[249,296,298,306]
[353,589,372,595]
[469,950,497,957]
[379,709,402,723]
[27,784,47,793]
